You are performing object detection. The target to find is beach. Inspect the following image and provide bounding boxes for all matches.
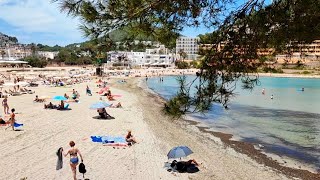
[0,69,319,179]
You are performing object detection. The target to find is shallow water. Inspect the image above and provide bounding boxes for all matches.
[147,75,320,170]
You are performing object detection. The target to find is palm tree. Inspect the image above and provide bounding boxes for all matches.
[178,49,187,61]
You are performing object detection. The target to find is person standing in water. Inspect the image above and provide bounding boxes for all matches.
[262,88,265,95]
[271,94,274,99]
[63,141,83,180]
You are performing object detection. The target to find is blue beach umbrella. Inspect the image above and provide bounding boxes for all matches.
[89,102,111,109]
[167,146,193,159]
[52,96,67,101]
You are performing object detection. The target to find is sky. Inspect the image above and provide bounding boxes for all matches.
[0,0,270,46]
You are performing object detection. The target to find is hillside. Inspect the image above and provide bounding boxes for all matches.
[0,32,18,46]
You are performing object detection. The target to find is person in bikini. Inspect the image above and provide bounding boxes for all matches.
[8,108,16,131]
[125,130,138,145]
[2,96,9,114]
[63,141,83,180]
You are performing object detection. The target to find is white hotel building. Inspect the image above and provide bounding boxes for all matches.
[176,36,200,60]
[108,45,176,67]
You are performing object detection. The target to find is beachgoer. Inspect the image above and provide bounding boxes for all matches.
[2,96,9,114]
[9,108,16,131]
[58,100,65,110]
[64,93,69,99]
[63,141,83,180]
[302,87,305,91]
[0,116,6,124]
[262,88,265,95]
[44,102,56,109]
[271,94,274,99]
[125,130,137,144]
[110,102,122,108]
[97,108,111,118]
[86,86,92,96]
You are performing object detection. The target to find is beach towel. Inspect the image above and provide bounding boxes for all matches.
[14,122,23,127]
[91,136,128,146]
[56,147,63,170]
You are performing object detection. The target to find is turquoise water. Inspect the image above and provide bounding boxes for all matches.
[147,76,320,169]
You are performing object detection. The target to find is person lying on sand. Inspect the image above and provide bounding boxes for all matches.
[34,95,45,103]
[110,102,122,108]
[57,100,65,110]
[125,130,138,145]
[44,102,57,109]
[0,116,7,124]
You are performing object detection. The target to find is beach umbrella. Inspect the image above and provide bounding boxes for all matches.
[167,146,193,159]
[89,102,111,109]
[52,96,67,101]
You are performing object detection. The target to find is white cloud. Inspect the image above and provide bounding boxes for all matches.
[0,0,85,45]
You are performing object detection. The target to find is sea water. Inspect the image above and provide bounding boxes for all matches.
[147,75,320,170]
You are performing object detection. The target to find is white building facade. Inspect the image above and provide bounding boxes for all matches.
[176,36,200,60]
[38,51,59,60]
[107,45,176,67]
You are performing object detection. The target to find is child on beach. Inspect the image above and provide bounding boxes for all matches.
[8,108,16,131]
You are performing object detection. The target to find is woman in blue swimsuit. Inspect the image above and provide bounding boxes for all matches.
[63,141,83,180]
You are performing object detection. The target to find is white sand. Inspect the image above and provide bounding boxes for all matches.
[0,78,291,180]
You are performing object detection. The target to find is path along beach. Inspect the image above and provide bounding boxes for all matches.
[0,68,319,179]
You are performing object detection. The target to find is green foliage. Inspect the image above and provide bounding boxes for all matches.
[23,56,48,68]
[175,61,189,69]
[54,0,320,117]
[302,71,311,74]
[190,61,202,69]
[37,44,62,52]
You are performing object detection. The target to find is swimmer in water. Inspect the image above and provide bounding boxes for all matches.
[301,87,305,91]
[271,94,274,99]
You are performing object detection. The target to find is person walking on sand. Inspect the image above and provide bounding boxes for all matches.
[2,96,9,114]
[63,141,83,180]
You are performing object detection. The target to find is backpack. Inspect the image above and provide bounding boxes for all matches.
[79,162,87,178]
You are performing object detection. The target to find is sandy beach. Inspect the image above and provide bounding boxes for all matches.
[0,69,319,179]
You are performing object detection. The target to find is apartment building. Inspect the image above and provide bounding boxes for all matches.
[108,45,175,67]
[0,45,32,60]
[176,36,200,60]
[38,51,59,60]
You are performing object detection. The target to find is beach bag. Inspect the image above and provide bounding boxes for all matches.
[79,162,87,178]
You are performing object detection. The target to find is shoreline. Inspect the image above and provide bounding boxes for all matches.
[128,77,320,180]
